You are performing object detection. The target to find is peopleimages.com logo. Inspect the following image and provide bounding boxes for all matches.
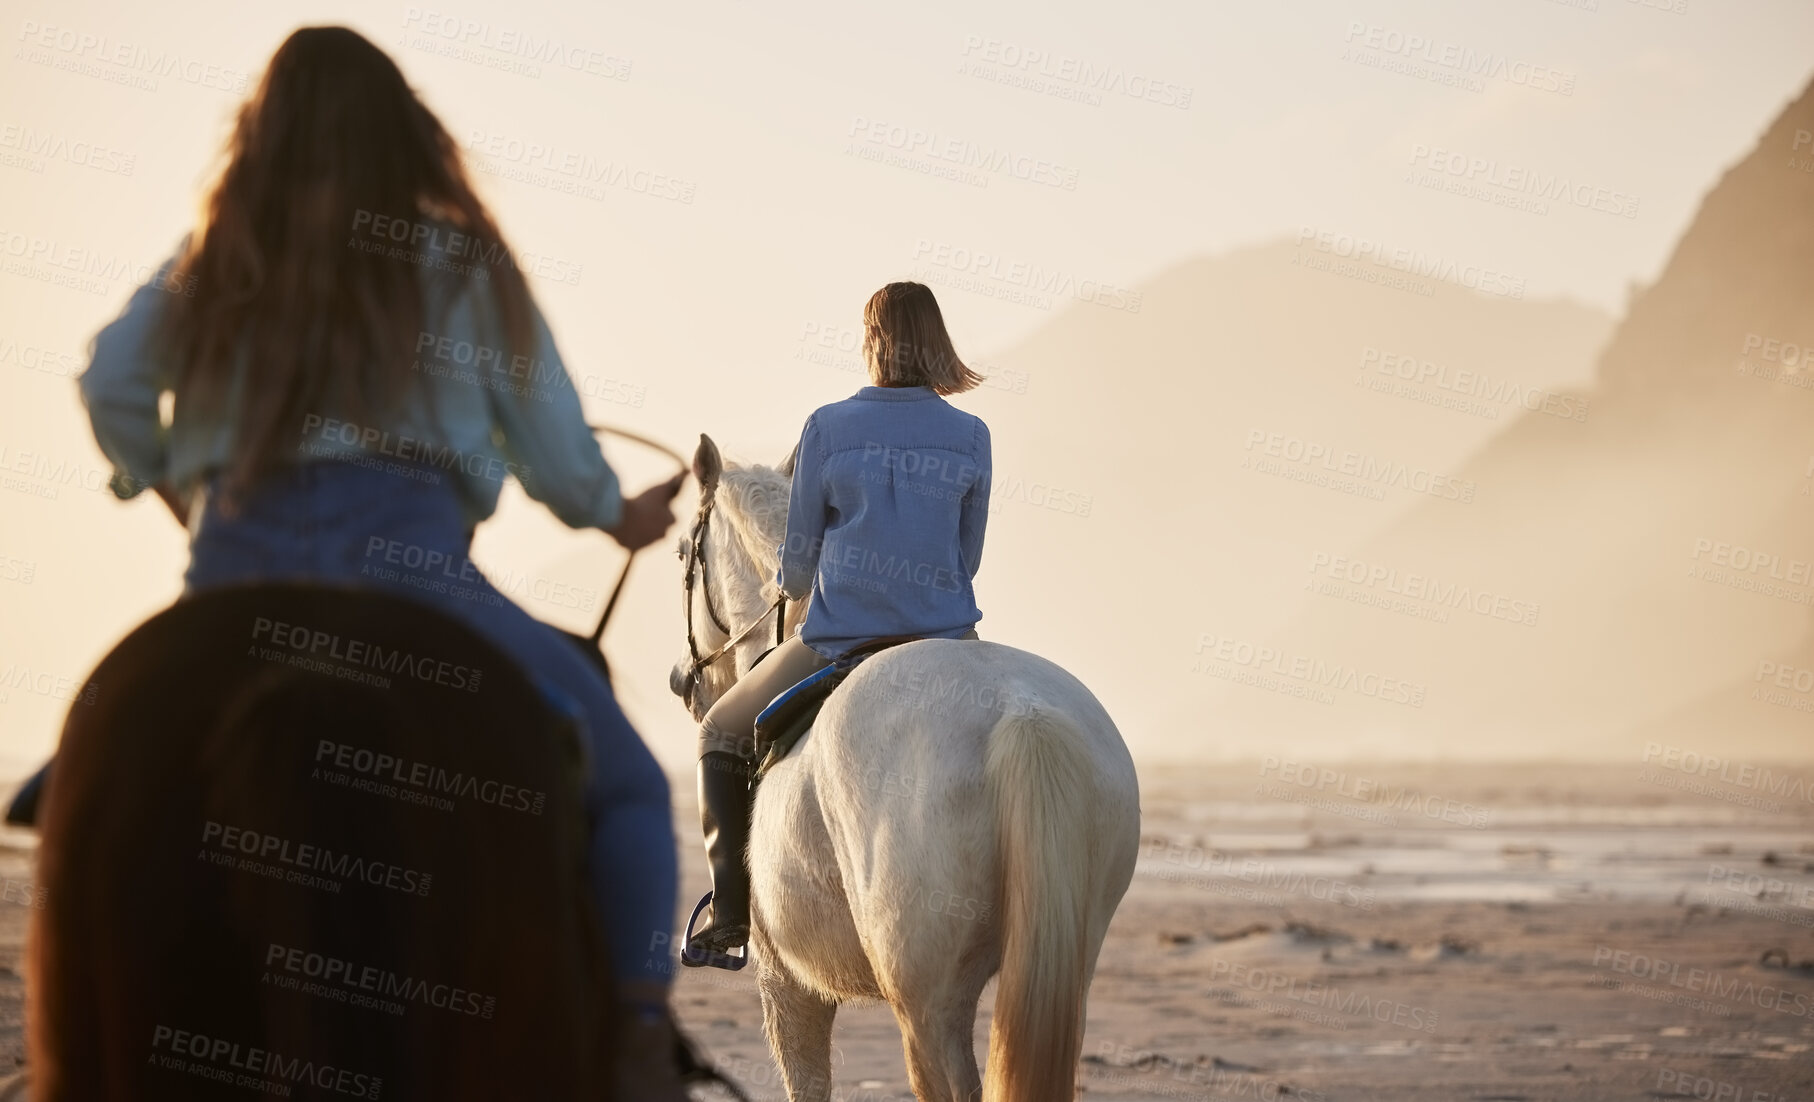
[252,616,483,693]
[314,738,546,815]
[264,942,496,1019]
[1295,226,1525,299]
[1639,742,1814,807]
[200,820,433,897]
[1592,945,1812,1018]
[150,1025,382,1098]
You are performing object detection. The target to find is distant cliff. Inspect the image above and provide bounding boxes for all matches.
[1255,77,1814,758]
[962,234,1611,759]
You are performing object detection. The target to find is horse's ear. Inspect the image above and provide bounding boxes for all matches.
[693,433,722,491]
[778,443,799,478]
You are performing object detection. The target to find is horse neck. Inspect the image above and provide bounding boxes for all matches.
[710,471,789,647]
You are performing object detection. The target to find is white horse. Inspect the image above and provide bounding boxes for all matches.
[670,435,1141,1102]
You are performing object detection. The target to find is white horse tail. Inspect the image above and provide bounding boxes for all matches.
[982,701,1096,1102]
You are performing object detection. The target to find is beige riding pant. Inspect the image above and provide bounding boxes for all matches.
[697,630,978,758]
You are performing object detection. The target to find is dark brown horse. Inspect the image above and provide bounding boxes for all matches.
[27,582,615,1099]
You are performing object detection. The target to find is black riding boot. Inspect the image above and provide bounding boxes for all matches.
[693,750,753,952]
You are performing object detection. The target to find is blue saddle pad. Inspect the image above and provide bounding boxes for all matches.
[752,664,848,779]
[749,635,940,779]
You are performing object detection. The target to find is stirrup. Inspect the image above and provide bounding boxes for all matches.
[680,891,749,971]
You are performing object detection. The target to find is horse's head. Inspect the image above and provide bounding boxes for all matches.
[669,433,800,719]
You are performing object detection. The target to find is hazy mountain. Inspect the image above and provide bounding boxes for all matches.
[1239,78,1814,760]
[944,239,1612,761]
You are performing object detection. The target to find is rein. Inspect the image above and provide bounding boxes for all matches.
[577,421,785,708]
[579,423,687,651]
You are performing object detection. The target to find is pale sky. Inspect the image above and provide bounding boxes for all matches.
[3,0,1811,772]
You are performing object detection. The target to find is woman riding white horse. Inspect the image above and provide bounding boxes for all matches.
[687,281,991,956]
[672,283,1141,1100]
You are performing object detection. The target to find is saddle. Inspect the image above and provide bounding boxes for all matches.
[750,634,925,780]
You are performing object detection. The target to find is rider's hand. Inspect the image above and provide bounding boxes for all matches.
[605,472,687,552]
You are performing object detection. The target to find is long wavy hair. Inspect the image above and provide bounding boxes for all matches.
[157,26,534,497]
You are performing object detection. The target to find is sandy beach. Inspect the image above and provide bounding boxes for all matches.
[664,760,1814,1101]
[1,760,1811,1100]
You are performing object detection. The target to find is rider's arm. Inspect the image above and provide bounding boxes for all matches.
[78,253,182,501]
[776,413,826,600]
[957,417,991,578]
[474,289,624,531]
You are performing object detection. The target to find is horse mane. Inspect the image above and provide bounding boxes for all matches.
[712,461,792,606]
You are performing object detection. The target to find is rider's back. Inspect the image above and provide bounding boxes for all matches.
[779,385,991,658]
[78,237,623,532]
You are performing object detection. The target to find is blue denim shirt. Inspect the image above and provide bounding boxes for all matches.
[78,244,622,530]
[779,386,990,658]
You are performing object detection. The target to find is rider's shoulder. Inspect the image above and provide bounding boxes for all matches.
[807,394,865,424]
[969,410,991,445]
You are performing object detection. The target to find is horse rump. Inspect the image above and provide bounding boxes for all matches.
[27,583,614,1101]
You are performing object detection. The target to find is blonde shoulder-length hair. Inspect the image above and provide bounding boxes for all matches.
[862,282,983,395]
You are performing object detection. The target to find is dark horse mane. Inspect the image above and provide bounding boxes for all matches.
[27,583,615,1100]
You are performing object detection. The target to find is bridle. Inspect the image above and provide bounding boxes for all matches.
[572,422,786,710]
[675,477,786,711]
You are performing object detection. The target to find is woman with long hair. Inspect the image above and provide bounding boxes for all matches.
[686,281,992,955]
[77,25,686,1095]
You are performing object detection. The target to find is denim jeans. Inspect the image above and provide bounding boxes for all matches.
[181,459,677,987]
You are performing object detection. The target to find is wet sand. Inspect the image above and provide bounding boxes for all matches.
[1,761,1811,1099]
[669,760,1814,1101]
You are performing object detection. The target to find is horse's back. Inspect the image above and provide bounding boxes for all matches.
[825,638,1136,783]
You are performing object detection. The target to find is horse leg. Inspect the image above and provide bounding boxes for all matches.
[890,979,987,1102]
[758,967,838,1102]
